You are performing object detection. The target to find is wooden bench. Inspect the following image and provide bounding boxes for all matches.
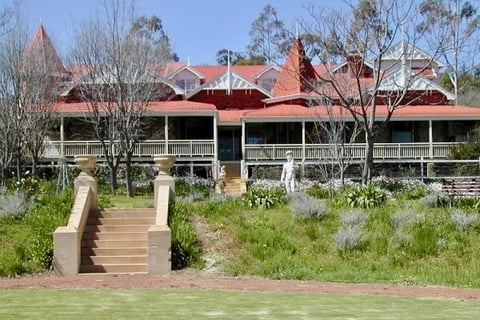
[441,178,480,198]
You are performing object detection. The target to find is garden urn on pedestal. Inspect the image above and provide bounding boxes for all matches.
[153,155,176,207]
[73,155,97,197]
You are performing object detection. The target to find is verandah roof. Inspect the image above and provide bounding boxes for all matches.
[54,100,217,117]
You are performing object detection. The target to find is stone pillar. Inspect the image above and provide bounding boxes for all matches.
[153,155,176,208]
[73,155,97,200]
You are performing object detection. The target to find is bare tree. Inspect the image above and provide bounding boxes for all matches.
[308,102,361,190]
[0,3,24,182]
[0,1,57,181]
[70,0,173,196]
[303,0,445,183]
[417,0,480,105]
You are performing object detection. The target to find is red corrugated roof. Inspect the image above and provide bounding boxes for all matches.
[193,65,267,84]
[54,101,217,113]
[218,110,249,122]
[147,101,216,111]
[241,104,480,120]
[272,37,318,97]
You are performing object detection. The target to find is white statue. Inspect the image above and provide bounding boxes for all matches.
[281,150,298,193]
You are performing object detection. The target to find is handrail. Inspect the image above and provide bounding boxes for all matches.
[53,185,96,275]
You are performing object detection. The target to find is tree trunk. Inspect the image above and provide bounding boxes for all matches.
[110,166,118,194]
[125,152,134,198]
[31,155,38,177]
[16,155,21,180]
[362,134,374,184]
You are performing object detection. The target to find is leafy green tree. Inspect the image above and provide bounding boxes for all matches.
[215,49,245,65]
[247,4,289,65]
[417,0,480,105]
[129,15,179,62]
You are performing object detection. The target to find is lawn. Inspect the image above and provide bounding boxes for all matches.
[1,288,479,320]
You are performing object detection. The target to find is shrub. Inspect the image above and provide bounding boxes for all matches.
[334,226,363,251]
[394,180,429,200]
[340,208,368,227]
[22,185,73,269]
[450,209,478,231]
[7,173,41,197]
[97,194,113,209]
[371,175,405,192]
[419,191,450,208]
[342,183,387,209]
[243,187,285,209]
[0,188,35,218]
[306,185,331,199]
[289,192,327,219]
[390,209,424,231]
[168,201,202,270]
[175,176,213,200]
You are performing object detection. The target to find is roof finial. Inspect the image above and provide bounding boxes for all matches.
[187,55,191,66]
[295,21,299,39]
[227,49,232,95]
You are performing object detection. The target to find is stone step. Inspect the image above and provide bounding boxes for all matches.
[82,247,147,256]
[84,225,150,233]
[81,255,147,265]
[82,239,147,248]
[87,217,155,226]
[91,208,155,218]
[79,264,147,274]
[80,208,154,274]
[82,232,147,241]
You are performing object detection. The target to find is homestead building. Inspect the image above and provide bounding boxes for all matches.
[27,25,480,182]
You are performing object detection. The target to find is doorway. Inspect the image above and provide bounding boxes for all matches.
[218,127,241,161]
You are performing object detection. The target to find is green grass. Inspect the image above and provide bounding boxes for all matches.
[1,288,479,320]
[190,196,480,288]
[106,195,154,208]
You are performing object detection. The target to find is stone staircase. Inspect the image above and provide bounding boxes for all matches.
[222,163,247,195]
[79,208,156,274]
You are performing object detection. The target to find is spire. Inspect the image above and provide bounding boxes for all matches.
[272,36,317,97]
[24,24,66,74]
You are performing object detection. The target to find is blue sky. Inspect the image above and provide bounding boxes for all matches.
[18,0,330,65]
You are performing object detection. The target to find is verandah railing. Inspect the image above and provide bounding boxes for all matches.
[44,140,455,161]
[243,142,455,162]
[45,140,216,159]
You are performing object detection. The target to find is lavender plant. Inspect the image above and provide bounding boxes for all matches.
[419,191,450,208]
[334,226,363,251]
[450,209,478,231]
[289,192,327,219]
[0,187,35,218]
[390,209,424,231]
[340,208,368,227]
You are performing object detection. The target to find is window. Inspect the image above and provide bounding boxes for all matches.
[175,79,198,93]
[260,78,276,92]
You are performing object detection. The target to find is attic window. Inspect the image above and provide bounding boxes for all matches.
[175,79,198,93]
[261,78,276,92]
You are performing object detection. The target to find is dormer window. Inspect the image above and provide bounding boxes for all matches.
[261,78,276,92]
[175,79,198,93]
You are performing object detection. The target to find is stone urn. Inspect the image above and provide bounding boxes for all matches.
[74,155,97,176]
[154,155,176,175]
